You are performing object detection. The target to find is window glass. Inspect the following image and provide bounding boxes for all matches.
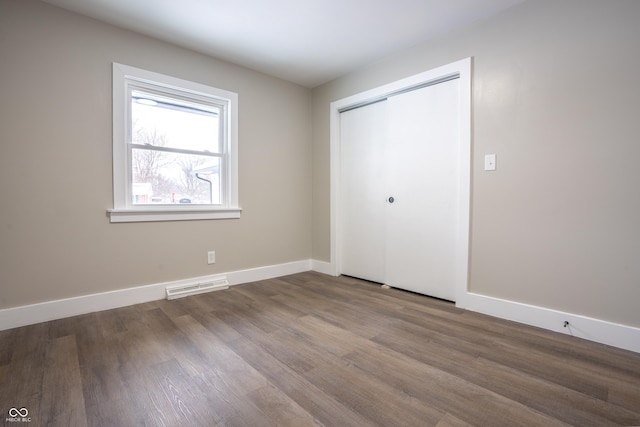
[129,88,223,205]
[131,150,221,205]
[131,89,221,153]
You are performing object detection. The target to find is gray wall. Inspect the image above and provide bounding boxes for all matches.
[0,0,312,308]
[312,0,640,328]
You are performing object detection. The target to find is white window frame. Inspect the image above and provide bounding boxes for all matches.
[109,63,240,223]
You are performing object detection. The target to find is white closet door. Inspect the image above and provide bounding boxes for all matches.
[339,100,387,283]
[385,78,460,300]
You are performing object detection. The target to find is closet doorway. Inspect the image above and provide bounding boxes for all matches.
[330,58,471,303]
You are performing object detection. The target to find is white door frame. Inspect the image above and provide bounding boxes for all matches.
[329,57,472,307]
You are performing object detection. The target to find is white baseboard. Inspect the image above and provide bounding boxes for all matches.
[461,292,640,354]
[226,259,312,285]
[311,259,334,276]
[0,260,312,331]
[3,261,638,354]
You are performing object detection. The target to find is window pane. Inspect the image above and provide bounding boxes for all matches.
[132,149,221,205]
[131,90,220,154]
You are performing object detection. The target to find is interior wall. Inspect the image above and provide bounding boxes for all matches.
[312,0,640,328]
[0,0,312,309]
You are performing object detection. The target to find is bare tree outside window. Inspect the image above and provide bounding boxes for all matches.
[132,125,168,179]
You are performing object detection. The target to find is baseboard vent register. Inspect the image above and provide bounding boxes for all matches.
[166,277,229,300]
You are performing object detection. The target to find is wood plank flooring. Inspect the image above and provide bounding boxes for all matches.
[1,272,639,426]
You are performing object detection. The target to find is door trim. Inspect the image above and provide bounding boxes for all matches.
[329,57,472,307]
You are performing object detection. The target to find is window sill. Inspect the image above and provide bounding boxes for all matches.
[108,207,242,223]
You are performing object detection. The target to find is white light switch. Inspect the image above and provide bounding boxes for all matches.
[484,154,496,171]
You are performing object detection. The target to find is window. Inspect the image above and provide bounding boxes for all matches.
[109,63,240,222]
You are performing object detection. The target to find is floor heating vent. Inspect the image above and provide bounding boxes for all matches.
[166,277,229,300]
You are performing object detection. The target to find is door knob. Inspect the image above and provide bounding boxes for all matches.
[388,196,395,203]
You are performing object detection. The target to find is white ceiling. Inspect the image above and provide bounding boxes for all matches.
[41,0,524,87]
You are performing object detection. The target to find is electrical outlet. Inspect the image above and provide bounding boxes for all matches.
[207,251,216,264]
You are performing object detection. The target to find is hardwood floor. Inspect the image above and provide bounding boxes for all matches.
[1,272,639,426]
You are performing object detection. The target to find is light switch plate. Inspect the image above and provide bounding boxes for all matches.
[484,154,496,171]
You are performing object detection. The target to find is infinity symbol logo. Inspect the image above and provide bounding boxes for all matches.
[8,407,28,417]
